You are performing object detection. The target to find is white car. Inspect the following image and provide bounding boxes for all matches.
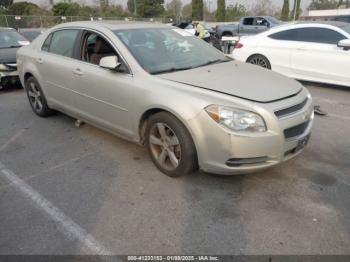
[232,22,350,87]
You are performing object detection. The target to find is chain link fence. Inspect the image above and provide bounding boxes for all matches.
[0,15,172,29]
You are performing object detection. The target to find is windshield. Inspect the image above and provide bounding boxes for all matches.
[114,28,231,74]
[268,17,282,25]
[0,30,28,48]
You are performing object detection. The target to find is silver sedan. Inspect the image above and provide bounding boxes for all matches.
[17,21,314,177]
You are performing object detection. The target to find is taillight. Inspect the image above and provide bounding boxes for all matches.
[235,42,244,49]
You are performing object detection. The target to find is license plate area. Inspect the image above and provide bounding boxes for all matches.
[296,134,310,152]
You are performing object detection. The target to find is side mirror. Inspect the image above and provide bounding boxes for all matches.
[99,56,121,70]
[338,39,350,50]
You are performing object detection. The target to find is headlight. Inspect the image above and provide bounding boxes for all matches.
[205,105,266,132]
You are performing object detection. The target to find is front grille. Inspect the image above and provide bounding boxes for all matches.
[275,98,308,118]
[226,157,268,167]
[284,120,309,139]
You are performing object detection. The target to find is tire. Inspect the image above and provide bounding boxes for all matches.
[145,112,198,177]
[247,54,271,70]
[25,76,54,117]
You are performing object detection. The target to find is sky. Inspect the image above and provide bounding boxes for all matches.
[14,0,314,12]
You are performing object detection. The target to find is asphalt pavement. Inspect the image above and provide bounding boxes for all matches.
[0,83,349,255]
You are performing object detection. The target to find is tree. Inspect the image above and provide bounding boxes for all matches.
[281,0,290,21]
[165,0,182,21]
[192,0,203,20]
[182,3,192,19]
[6,2,45,15]
[52,2,81,16]
[225,3,247,21]
[250,0,277,16]
[216,0,225,22]
[290,0,301,20]
[99,0,109,12]
[308,0,339,10]
[136,0,164,18]
[203,2,215,21]
[102,5,127,17]
[337,0,350,7]
[78,5,100,17]
[127,0,135,14]
[0,0,13,8]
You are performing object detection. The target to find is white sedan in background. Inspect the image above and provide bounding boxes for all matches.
[232,22,350,87]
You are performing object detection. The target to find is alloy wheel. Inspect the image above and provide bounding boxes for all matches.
[27,81,43,112]
[250,57,269,68]
[149,122,181,171]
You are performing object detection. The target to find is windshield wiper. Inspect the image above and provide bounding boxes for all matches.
[150,66,193,75]
[194,58,231,69]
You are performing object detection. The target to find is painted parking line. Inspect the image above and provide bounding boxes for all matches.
[0,129,26,153]
[0,162,111,255]
[0,121,33,153]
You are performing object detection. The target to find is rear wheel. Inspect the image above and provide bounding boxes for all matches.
[145,112,197,177]
[25,76,54,117]
[247,55,271,70]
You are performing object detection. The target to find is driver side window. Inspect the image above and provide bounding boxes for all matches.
[80,31,128,74]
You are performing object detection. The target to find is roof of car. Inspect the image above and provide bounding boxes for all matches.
[18,28,46,32]
[54,21,173,30]
[267,20,350,33]
[296,20,349,28]
[0,27,15,31]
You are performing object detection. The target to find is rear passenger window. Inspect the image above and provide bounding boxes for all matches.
[45,29,79,58]
[298,28,346,44]
[269,29,299,41]
[243,18,254,25]
[269,27,346,44]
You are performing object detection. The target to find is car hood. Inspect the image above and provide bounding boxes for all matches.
[0,47,19,64]
[158,61,302,103]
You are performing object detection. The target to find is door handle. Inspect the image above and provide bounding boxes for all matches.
[296,47,307,51]
[36,58,43,64]
[72,68,84,76]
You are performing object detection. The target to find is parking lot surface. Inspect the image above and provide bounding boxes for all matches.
[0,83,349,255]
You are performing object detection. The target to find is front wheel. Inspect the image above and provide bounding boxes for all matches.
[145,112,198,177]
[247,55,271,70]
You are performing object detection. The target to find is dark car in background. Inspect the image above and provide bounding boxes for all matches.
[0,27,29,89]
[332,15,350,23]
[18,28,44,42]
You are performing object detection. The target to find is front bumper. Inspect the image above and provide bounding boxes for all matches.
[188,95,314,175]
[0,70,20,88]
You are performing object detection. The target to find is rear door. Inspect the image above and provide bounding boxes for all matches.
[290,27,349,83]
[262,28,300,75]
[38,29,82,112]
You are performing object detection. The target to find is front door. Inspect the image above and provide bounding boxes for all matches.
[69,31,134,137]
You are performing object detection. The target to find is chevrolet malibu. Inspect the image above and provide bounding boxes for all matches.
[17,21,314,177]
